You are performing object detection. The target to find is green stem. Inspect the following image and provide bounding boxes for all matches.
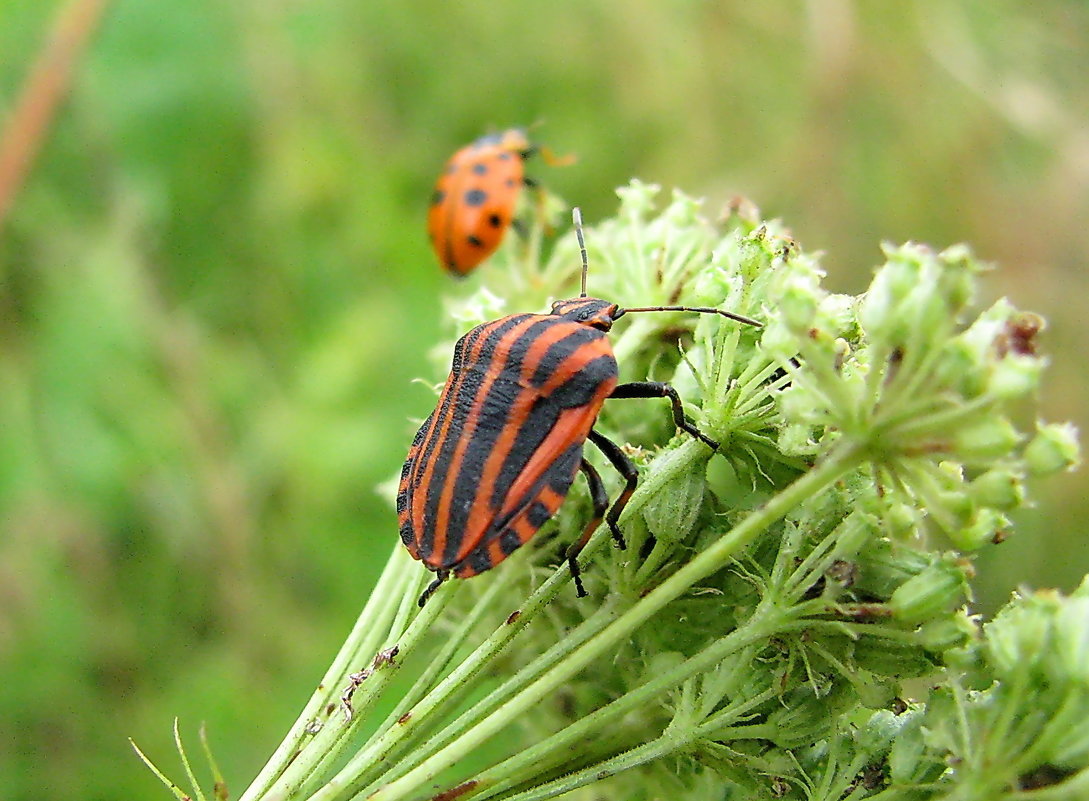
[488,686,780,801]
[269,563,446,801]
[368,440,865,801]
[357,597,623,793]
[237,545,417,801]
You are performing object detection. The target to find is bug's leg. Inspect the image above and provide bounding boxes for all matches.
[417,569,450,608]
[510,217,529,239]
[509,177,540,241]
[564,458,609,598]
[587,429,637,550]
[609,381,719,450]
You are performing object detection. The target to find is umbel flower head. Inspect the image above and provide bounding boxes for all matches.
[139,182,1083,801]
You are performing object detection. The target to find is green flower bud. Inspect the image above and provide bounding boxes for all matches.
[888,555,972,623]
[931,340,988,399]
[615,179,661,221]
[1051,587,1089,690]
[855,708,916,757]
[778,386,827,426]
[1024,422,1081,477]
[852,635,939,678]
[778,423,819,456]
[917,610,978,653]
[984,590,1055,681]
[950,415,1022,463]
[969,467,1025,511]
[884,503,920,541]
[779,278,821,334]
[662,188,703,227]
[819,294,857,338]
[854,539,933,600]
[988,355,1044,399]
[946,508,1010,551]
[642,455,706,543]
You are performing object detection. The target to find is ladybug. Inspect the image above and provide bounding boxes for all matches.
[427,129,569,277]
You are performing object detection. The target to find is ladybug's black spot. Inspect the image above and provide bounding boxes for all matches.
[467,235,484,248]
[430,189,445,206]
[488,214,504,228]
[505,178,517,188]
[471,162,488,175]
[464,189,487,206]
[497,152,512,161]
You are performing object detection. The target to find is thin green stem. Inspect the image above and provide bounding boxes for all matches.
[367,440,865,801]
[487,685,779,801]
[355,597,623,793]
[238,544,416,801]
[269,564,446,800]
[373,568,519,739]
[465,615,794,801]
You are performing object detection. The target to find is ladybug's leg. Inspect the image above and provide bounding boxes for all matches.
[509,178,539,241]
[609,381,720,450]
[587,429,636,550]
[417,569,450,608]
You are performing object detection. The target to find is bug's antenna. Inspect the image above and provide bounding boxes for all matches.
[573,207,588,297]
[619,305,762,327]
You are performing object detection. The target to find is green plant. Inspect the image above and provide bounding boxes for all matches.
[137,182,1083,801]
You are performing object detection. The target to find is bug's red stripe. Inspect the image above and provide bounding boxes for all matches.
[408,318,516,558]
[449,338,616,566]
[456,323,588,547]
[427,316,543,563]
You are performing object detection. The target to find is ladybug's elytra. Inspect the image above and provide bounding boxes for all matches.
[427,129,569,277]
[399,209,762,605]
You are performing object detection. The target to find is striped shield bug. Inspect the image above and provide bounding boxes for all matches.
[398,208,761,605]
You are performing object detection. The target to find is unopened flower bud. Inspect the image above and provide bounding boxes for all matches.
[854,539,932,600]
[642,455,706,543]
[969,467,1025,511]
[780,279,820,334]
[918,611,978,653]
[888,555,971,623]
[988,355,1043,399]
[950,416,1021,463]
[1024,422,1080,477]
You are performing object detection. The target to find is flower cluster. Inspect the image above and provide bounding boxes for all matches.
[142,182,1083,801]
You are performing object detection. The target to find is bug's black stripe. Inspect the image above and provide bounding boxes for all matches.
[409,325,483,497]
[418,314,536,560]
[398,412,433,548]
[485,348,615,513]
[438,317,561,564]
[408,318,506,555]
[488,442,583,554]
[529,328,602,387]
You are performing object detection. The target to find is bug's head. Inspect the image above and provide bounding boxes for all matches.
[549,297,620,330]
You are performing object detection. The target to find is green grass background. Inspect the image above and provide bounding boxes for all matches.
[1,2,1086,798]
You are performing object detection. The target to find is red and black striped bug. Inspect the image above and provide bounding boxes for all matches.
[398,209,761,605]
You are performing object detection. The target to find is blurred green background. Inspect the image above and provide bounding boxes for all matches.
[1,1,1086,798]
